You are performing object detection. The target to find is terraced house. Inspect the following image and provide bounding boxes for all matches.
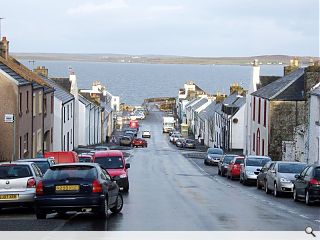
[0,37,54,161]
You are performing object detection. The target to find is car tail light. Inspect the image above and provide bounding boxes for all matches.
[309,178,320,185]
[92,180,103,193]
[36,181,44,195]
[27,178,36,188]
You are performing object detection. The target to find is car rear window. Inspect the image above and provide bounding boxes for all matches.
[314,167,320,179]
[278,163,306,174]
[223,156,235,163]
[235,158,244,164]
[95,156,124,169]
[246,158,271,166]
[208,148,223,155]
[186,140,194,143]
[0,165,32,179]
[44,166,97,180]
[79,157,92,163]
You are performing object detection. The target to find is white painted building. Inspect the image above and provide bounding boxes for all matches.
[43,77,75,151]
[307,85,320,164]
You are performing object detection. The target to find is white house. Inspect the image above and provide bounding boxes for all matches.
[42,77,75,151]
[307,85,320,164]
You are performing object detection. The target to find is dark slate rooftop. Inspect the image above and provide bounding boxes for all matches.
[215,102,223,115]
[252,68,305,100]
[185,98,200,109]
[199,101,216,120]
[0,63,30,86]
[41,76,74,104]
[191,98,208,110]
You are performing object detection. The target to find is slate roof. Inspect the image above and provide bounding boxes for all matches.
[252,68,305,100]
[199,101,216,120]
[0,63,30,86]
[41,76,74,104]
[311,86,320,96]
[215,102,223,115]
[185,98,200,109]
[191,98,208,111]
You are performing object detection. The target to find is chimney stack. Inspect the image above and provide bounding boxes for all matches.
[34,66,48,78]
[0,37,9,60]
[284,57,300,76]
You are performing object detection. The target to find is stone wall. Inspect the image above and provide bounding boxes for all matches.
[269,100,306,160]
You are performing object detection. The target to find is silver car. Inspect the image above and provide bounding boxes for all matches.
[17,158,56,174]
[240,155,272,185]
[265,161,307,197]
[0,162,43,210]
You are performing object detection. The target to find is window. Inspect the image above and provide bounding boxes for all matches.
[263,99,267,127]
[33,93,36,117]
[63,135,66,151]
[306,166,314,176]
[39,92,42,114]
[67,104,70,120]
[256,129,260,155]
[253,133,255,151]
[64,107,66,123]
[262,139,265,156]
[51,95,54,114]
[71,103,73,118]
[258,98,261,124]
[71,129,73,144]
[23,133,29,154]
[67,132,70,151]
[43,97,47,115]
[19,92,22,115]
[26,91,29,113]
[253,96,256,121]
[19,136,22,159]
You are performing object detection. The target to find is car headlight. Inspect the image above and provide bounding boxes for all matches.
[246,171,255,175]
[280,177,291,183]
[119,174,127,178]
[208,156,213,160]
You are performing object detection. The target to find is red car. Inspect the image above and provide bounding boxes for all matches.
[226,156,244,180]
[131,138,148,148]
[92,150,130,192]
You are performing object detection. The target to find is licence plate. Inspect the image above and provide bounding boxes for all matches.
[55,185,80,191]
[0,194,19,200]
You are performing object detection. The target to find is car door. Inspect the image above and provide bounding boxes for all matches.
[294,166,309,196]
[266,163,275,189]
[227,159,234,176]
[101,169,118,204]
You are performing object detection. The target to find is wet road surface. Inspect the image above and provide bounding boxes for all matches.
[0,110,319,231]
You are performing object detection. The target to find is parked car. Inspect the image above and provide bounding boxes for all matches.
[265,161,307,197]
[226,156,245,180]
[0,162,43,210]
[17,158,56,174]
[124,131,136,138]
[293,164,320,205]
[204,148,224,166]
[132,138,148,148]
[94,146,110,151]
[256,161,275,190]
[240,156,272,185]
[170,133,182,144]
[218,154,238,176]
[119,136,133,146]
[142,131,151,138]
[78,154,94,163]
[184,139,196,149]
[175,138,186,148]
[169,129,179,137]
[43,151,79,164]
[93,150,130,192]
[34,163,123,219]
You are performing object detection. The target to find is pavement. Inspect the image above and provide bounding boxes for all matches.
[0,109,319,231]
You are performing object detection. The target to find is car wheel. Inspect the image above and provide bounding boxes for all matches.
[293,188,299,202]
[256,179,262,189]
[265,181,271,194]
[110,193,123,214]
[274,183,280,197]
[239,175,243,183]
[204,160,208,166]
[305,190,313,206]
[218,169,221,176]
[123,181,129,192]
[97,197,108,218]
[35,209,47,219]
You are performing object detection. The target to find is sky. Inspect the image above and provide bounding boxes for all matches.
[1,0,319,57]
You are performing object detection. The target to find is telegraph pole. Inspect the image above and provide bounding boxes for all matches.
[0,18,4,39]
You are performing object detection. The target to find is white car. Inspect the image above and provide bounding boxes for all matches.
[142,131,151,138]
[170,133,182,143]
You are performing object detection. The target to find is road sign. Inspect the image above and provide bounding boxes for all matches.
[4,114,14,123]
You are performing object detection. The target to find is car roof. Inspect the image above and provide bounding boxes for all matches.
[17,158,50,162]
[93,150,124,157]
[275,161,306,164]
[0,161,34,166]
[246,155,271,159]
[78,154,93,157]
[51,162,99,168]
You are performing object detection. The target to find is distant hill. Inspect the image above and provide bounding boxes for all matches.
[12,53,319,65]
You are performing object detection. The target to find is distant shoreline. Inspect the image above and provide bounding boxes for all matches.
[12,53,318,66]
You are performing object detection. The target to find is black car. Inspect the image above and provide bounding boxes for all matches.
[256,161,275,190]
[204,148,224,166]
[293,164,320,205]
[218,154,238,176]
[34,163,123,219]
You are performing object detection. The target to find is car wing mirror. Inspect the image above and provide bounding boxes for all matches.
[294,174,300,179]
[112,176,120,182]
[125,163,131,169]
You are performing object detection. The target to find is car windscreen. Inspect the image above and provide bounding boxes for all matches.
[223,156,235,163]
[246,158,271,166]
[34,162,50,174]
[278,163,306,174]
[208,149,223,155]
[314,167,320,179]
[186,140,194,143]
[95,156,124,169]
[0,165,32,179]
[79,157,92,163]
[44,166,97,180]
[235,158,244,164]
